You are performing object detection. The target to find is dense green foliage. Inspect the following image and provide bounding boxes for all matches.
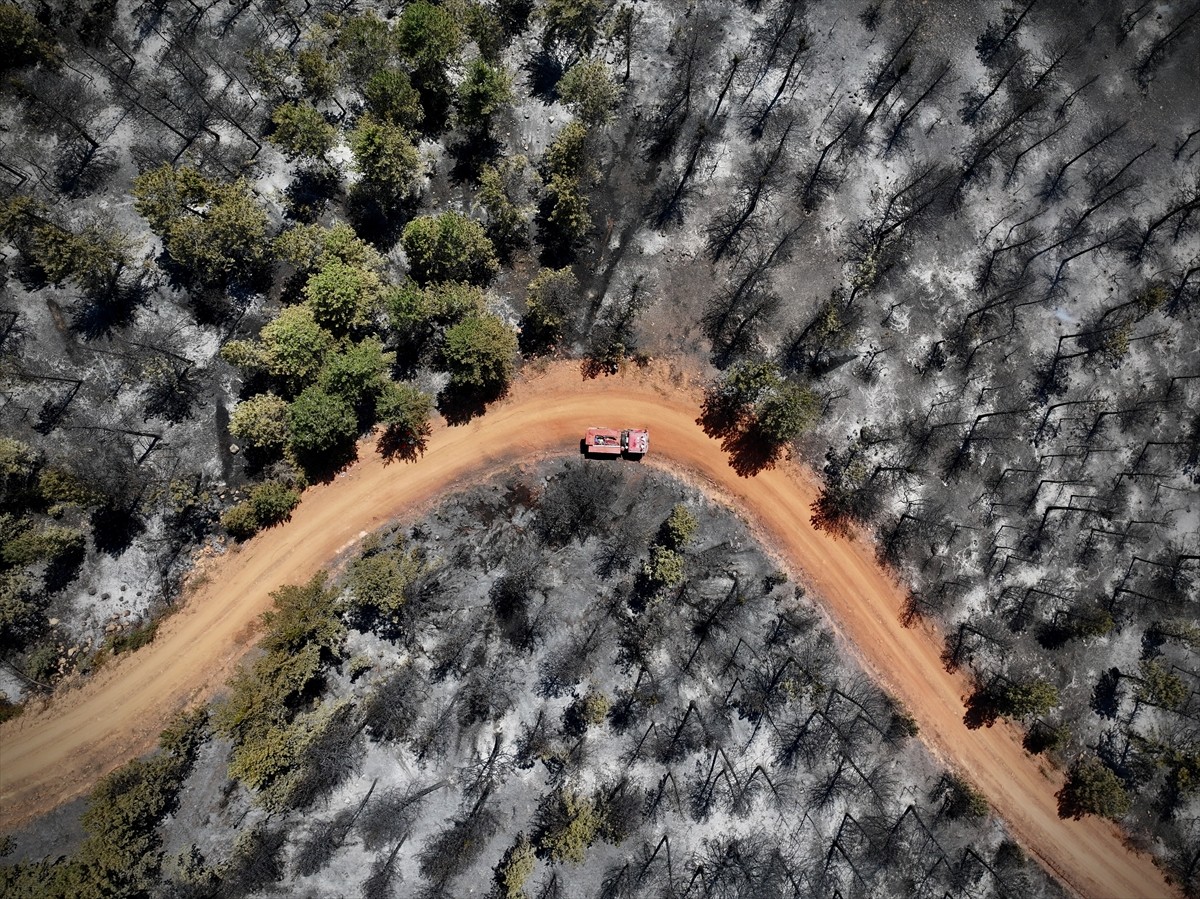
[401,212,499,286]
[520,266,577,352]
[287,386,358,459]
[440,313,518,391]
[268,102,335,160]
[228,393,290,452]
[456,58,513,132]
[132,166,269,286]
[1060,755,1132,820]
[558,59,622,126]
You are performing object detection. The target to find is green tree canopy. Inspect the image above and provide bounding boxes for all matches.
[363,67,423,132]
[30,221,130,297]
[440,313,518,391]
[386,280,486,331]
[260,572,344,656]
[541,0,613,57]
[132,165,270,287]
[268,102,336,160]
[642,545,684,591]
[318,337,393,406]
[520,266,577,352]
[274,222,384,276]
[663,504,698,549]
[302,259,381,333]
[336,11,393,82]
[349,118,423,203]
[1060,755,1131,820]
[755,380,820,445]
[258,306,335,394]
[546,121,596,183]
[401,212,499,286]
[478,155,540,254]
[394,0,462,74]
[287,386,358,458]
[456,58,513,132]
[537,788,603,864]
[248,481,301,526]
[557,58,622,126]
[0,3,58,72]
[346,539,423,619]
[377,381,434,440]
[996,677,1060,719]
[229,393,290,452]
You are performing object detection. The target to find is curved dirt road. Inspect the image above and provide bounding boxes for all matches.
[0,362,1174,897]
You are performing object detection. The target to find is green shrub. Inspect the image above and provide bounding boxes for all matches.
[221,501,260,541]
[249,481,301,527]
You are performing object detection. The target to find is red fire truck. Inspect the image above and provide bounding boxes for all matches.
[584,427,650,458]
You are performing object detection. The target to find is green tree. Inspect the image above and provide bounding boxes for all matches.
[363,68,423,132]
[520,266,577,352]
[394,1,462,74]
[258,306,335,394]
[318,338,393,406]
[663,504,698,549]
[641,545,684,590]
[456,58,513,132]
[296,47,338,103]
[336,11,393,82]
[248,481,300,526]
[303,259,380,333]
[494,834,536,899]
[287,386,358,458]
[274,222,384,275]
[754,380,820,445]
[557,58,622,126]
[541,0,613,57]
[401,212,499,286]
[0,437,39,503]
[537,789,603,864]
[349,118,423,204]
[996,677,1060,719]
[0,3,57,72]
[545,121,596,183]
[478,155,540,254]
[268,102,335,160]
[346,539,423,620]
[0,569,39,655]
[440,313,518,391]
[545,173,591,246]
[260,572,344,655]
[132,166,270,287]
[1060,755,1131,820]
[1136,659,1189,711]
[30,221,130,297]
[377,381,434,441]
[229,393,290,452]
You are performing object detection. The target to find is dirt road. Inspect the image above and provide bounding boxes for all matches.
[0,362,1174,897]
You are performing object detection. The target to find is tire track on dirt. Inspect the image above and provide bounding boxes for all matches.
[0,362,1174,897]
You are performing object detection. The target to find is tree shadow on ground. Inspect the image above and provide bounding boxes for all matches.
[437,382,508,426]
[295,442,359,485]
[90,503,145,556]
[377,425,429,463]
[71,278,150,339]
[284,165,341,223]
[344,187,418,251]
[696,402,780,478]
[448,132,502,184]
[963,688,1000,729]
[523,48,562,102]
